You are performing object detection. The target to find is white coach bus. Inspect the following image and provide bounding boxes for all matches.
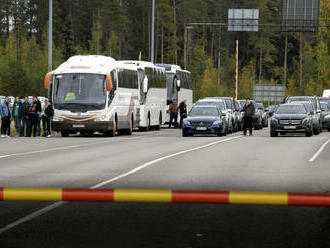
[156,64,193,122]
[119,61,167,130]
[44,55,139,137]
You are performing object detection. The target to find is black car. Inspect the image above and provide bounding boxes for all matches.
[265,105,278,117]
[320,102,330,131]
[257,103,268,127]
[182,105,226,136]
[270,103,313,137]
[251,100,263,130]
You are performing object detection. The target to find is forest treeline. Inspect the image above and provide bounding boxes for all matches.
[0,0,329,100]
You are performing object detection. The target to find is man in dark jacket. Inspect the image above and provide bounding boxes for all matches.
[21,97,30,136]
[42,100,54,137]
[179,99,187,128]
[242,98,255,136]
[12,96,23,137]
[27,96,41,137]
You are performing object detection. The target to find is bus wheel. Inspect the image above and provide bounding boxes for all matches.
[61,131,69,137]
[126,116,133,135]
[107,131,115,137]
[155,113,162,131]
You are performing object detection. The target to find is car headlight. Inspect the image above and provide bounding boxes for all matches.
[324,114,330,119]
[270,118,278,124]
[183,119,191,125]
[213,120,222,125]
[302,117,310,124]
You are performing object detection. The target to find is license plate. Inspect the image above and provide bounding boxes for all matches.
[284,126,296,129]
[196,127,207,131]
[72,124,85,128]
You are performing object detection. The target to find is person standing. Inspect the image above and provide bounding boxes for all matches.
[12,96,23,137]
[42,100,54,137]
[242,98,255,136]
[21,97,30,136]
[179,99,187,128]
[168,100,179,128]
[0,96,12,138]
[27,96,41,137]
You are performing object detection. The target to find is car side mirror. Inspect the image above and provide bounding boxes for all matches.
[316,109,321,113]
[221,111,226,116]
[143,77,148,93]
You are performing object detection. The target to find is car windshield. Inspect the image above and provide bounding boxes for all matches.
[189,107,219,117]
[54,73,106,110]
[321,103,329,111]
[288,97,317,109]
[196,101,225,110]
[257,103,264,109]
[276,105,307,114]
[224,99,233,109]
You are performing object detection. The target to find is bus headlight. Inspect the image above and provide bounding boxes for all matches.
[95,115,108,121]
[53,116,64,122]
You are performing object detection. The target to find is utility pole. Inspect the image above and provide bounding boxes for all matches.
[217,26,221,85]
[299,33,303,94]
[173,0,177,64]
[48,0,52,72]
[234,40,238,100]
[151,0,155,63]
[283,33,288,86]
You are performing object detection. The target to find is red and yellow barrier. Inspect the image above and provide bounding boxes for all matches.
[0,188,329,207]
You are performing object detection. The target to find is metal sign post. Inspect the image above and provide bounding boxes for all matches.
[48,0,52,72]
[151,0,155,63]
[235,40,238,100]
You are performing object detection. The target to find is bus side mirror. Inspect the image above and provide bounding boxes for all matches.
[106,74,112,91]
[143,77,148,93]
[44,72,52,89]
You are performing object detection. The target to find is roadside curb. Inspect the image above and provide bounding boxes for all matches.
[1,188,329,207]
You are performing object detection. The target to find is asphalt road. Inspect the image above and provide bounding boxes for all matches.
[0,127,330,247]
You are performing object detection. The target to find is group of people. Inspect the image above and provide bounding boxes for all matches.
[0,96,54,138]
[168,99,187,128]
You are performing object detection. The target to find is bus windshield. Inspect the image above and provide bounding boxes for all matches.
[54,73,106,110]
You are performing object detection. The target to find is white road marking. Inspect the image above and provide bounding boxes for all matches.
[0,137,141,159]
[309,139,330,162]
[0,135,241,234]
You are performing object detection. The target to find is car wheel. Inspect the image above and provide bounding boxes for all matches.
[270,131,278,137]
[314,126,320,135]
[182,131,191,137]
[61,131,69,137]
[306,130,313,137]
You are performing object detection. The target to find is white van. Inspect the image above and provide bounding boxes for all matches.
[322,90,330,98]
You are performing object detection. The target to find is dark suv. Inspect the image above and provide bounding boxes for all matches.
[270,103,313,137]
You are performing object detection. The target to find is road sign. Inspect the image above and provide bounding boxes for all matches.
[282,0,320,32]
[253,84,286,103]
[228,9,259,32]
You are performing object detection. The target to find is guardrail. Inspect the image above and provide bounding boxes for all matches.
[0,188,329,206]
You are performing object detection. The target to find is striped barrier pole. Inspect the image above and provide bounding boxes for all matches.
[0,188,330,207]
